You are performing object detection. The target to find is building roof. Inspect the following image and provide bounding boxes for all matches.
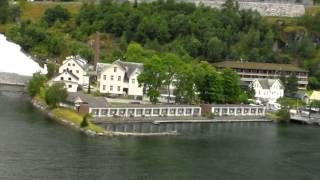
[63,55,89,70]
[97,60,143,78]
[254,79,283,90]
[67,92,108,108]
[211,104,265,108]
[114,60,143,77]
[310,91,320,101]
[213,61,308,72]
[108,104,200,108]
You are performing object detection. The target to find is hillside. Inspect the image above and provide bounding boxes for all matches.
[2,1,320,90]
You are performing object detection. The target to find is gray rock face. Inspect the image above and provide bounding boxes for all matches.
[194,1,305,17]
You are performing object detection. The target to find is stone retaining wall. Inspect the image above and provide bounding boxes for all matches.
[194,1,305,17]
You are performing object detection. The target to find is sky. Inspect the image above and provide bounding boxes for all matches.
[0,34,47,76]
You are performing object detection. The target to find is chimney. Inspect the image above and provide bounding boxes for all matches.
[94,31,100,71]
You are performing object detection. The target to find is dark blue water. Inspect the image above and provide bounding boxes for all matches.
[1,87,320,180]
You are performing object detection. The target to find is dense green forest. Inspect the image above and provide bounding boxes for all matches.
[1,0,320,102]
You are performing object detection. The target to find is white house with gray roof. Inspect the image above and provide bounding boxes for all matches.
[97,60,143,98]
[250,79,284,103]
[48,71,79,92]
[59,55,90,86]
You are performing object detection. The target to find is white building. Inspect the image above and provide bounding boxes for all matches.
[97,60,143,98]
[48,71,79,92]
[250,79,284,103]
[58,55,90,86]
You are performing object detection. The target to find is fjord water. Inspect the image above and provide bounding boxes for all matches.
[1,87,320,180]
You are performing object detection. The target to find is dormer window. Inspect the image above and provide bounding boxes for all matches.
[68,77,71,81]
[60,77,64,80]
[68,63,70,66]
[114,67,117,72]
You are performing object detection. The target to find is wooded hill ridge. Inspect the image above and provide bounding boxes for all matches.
[1,0,320,90]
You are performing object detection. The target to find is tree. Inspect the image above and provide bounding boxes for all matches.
[0,0,9,24]
[221,68,241,103]
[206,37,225,62]
[194,62,224,103]
[42,5,70,26]
[8,5,21,22]
[174,63,197,104]
[286,74,298,95]
[124,42,155,63]
[46,61,57,79]
[45,83,68,108]
[162,53,184,103]
[27,72,47,97]
[138,56,166,103]
[308,76,320,90]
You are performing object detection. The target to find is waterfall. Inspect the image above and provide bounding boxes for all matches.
[0,34,47,76]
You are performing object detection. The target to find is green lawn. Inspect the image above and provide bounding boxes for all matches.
[52,107,106,134]
[21,2,81,22]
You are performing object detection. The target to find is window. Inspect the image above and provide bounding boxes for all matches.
[118,76,121,81]
[60,77,64,80]
[111,75,114,81]
[132,78,135,84]
[70,70,72,73]
[68,85,72,88]
[103,75,106,80]
[114,67,117,72]
[68,63,70,66]
[76,70,79,73]
[63,69,66,72]
[117,86,120,91]
[103,85,106,90]
[73,63,75,66]
[68,77,71,81]
[110,86,113,91]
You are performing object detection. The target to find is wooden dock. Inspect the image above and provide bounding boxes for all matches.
[290,114,320,125]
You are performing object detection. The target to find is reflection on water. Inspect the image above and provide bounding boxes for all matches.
[100,121,274,135]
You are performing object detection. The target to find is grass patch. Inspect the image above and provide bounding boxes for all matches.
[305,6,320,15]
[265,112,278,121]
[21,2,81,22]
[51,107,105,133]
[283,25,307,33]
[265,16,299,25]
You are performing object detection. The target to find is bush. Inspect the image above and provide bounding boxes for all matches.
[27,72,47,97]
[45,83,68,108]
[81,114,90,128]
[276,108,290,123]
[42,5,70,27]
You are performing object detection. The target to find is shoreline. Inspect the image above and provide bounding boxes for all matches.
[30,98,181,136]
[30,98,274,137]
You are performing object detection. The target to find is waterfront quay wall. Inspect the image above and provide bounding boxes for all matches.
[89,104,266,118]
[0,72,30,86]
[201,104,266,116]
[89,105,202,118]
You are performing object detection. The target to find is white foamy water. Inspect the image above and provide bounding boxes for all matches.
[0,34,47,76]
